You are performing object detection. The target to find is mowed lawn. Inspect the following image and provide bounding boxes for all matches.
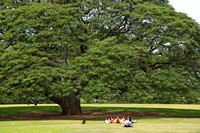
[1,118,200,133]
[0,104,200,133]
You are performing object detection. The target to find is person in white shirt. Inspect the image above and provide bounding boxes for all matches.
[123,116,133,127]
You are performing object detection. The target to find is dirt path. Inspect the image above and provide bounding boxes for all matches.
[1,110,198,120]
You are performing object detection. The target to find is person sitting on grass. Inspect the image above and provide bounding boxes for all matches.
[121,116,125,123]
[128,116,137,124]
[123,116,133,127]
[105,116,114,123]
[110,116,114,123]
[105,117,111,123]
[113,116,122,123]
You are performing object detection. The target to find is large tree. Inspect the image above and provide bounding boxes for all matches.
[0,1,84,115]
[0,0,200,115]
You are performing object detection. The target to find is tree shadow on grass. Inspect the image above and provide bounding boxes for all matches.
[0,106,62,115]
[0,106,200,121]
[82,106,200,117]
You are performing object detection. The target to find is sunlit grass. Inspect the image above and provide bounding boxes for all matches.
[0,118,200,133]
[0,104,59,108]
[1,104,200,110]
[82,103,200,110]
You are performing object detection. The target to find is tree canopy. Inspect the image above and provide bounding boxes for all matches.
[0,0,200,115]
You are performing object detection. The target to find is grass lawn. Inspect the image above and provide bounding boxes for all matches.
[0,118,200,133]
[0,104,200,133]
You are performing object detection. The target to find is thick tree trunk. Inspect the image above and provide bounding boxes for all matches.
[50,96,82,116]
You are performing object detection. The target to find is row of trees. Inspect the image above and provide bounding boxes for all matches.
[1,0,200,115]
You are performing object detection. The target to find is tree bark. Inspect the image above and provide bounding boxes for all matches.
[50,96,82,116]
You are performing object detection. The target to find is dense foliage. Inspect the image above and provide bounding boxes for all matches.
[0,0,200,112]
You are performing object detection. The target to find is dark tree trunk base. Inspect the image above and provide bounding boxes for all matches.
[50,96,82,116]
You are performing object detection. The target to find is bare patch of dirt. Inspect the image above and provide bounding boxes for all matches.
[1,110,198,120]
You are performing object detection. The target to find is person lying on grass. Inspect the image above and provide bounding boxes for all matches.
[121,116,125,123]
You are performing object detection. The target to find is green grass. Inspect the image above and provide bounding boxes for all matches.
[0,120,76,133]
[0,104,200,117]
[1,104,200,133]
[0,118,200,133]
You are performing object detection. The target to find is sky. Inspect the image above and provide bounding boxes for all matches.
[169,0,200,24]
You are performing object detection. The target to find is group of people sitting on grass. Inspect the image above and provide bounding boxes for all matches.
[105,116,137,127]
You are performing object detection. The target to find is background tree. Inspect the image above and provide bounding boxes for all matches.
[72,0,200,103]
